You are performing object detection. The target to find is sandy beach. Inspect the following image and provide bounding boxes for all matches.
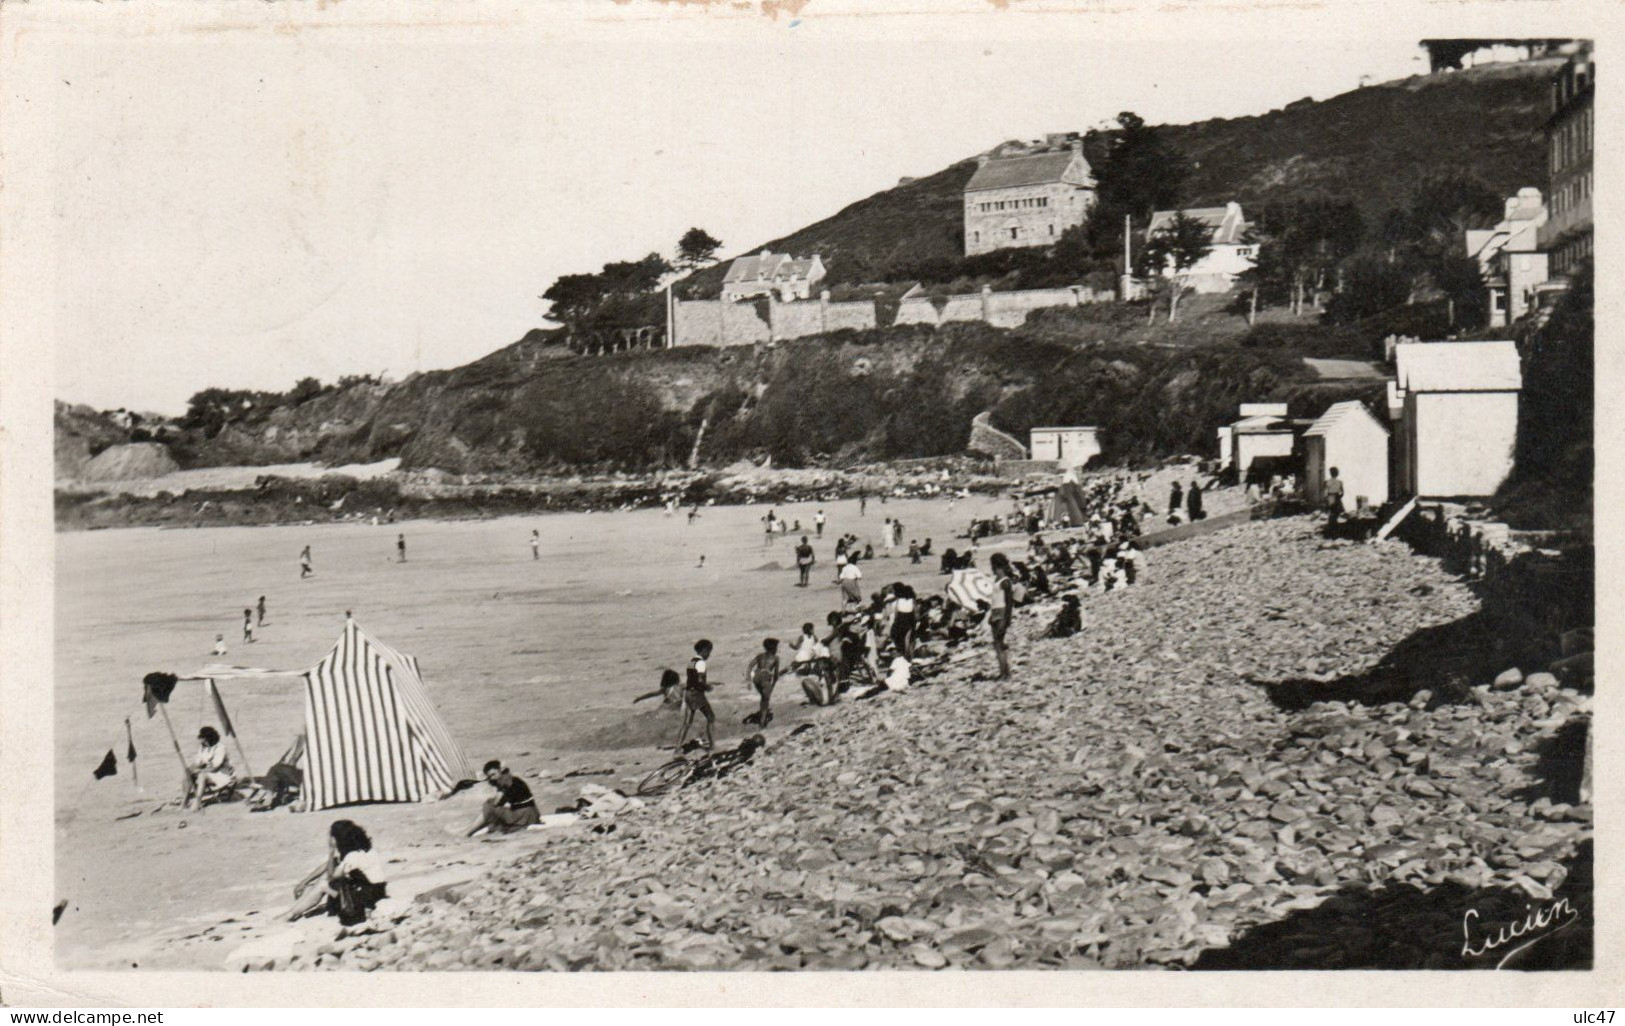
[54,493,1007,968]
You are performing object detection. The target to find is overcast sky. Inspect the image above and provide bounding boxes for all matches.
[34,3,1438,413]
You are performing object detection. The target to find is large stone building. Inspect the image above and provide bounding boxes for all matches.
[962,136,1095,256]
[720,251,826,302]
[1145,202,1256,293]
[1538,45,1593,284]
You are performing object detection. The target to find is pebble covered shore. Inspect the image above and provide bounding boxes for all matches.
[280,518,1591,971]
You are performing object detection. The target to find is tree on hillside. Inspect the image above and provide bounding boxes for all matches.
[1138,212,1212,323]
[1085,112,1191,256]
[541,252,673,330]
[1248,198,1364,315]
[676,228,723,271]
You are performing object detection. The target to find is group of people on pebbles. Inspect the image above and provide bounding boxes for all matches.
[268,475,1173,935]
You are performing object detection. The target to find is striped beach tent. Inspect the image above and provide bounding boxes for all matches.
[301,619,473,811]
[945,568,997,610]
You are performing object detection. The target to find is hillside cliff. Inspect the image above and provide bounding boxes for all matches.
[683,60,1554,294]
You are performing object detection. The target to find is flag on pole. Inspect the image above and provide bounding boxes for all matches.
[142,672,177,719]
[92,750,118,780]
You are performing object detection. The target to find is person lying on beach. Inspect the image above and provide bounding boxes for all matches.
[184,726,236,808]
[632,668,683,708]
[466,760,541,836]
[919,538,933,557]
[675,640,716,752]
[284,819,388,926]
[744,638,781,727]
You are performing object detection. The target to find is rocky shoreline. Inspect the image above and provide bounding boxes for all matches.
[243,516,1590,971]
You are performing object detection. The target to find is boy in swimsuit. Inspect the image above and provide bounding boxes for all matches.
[675,640,715,752]
[744,638,780,726]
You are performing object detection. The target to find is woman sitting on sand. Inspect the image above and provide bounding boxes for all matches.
[284,820,388,926]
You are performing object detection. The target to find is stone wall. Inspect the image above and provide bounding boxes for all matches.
[671,293,877,348]
[896,285,1112,329]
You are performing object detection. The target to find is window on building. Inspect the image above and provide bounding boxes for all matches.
[1049,224,1055,236]
[1236,247,1253,257]
[973,231,980,244]
[1010,227,1019,240]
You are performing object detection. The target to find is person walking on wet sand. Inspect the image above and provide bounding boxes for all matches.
[815,509,826,537]
[396,533,407,562]
[466,760,541,836]
[256,596,267,626]
[242,608,256,644]
[795,535,816,587]
[675,639,716,752]
[530,529,541,561]
[299,545,313,579]
[744,637,780,727]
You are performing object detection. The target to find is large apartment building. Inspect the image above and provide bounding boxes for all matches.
[1538,45,1593,281]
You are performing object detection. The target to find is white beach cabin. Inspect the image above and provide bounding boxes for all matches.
[1302,400,1390,509]
[1391,341,1523,498]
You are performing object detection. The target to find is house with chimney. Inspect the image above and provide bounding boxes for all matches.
[962,135,1096,256]
[720,251,827,302]
[1465,187,1549,327]
[1145,202,1256,293]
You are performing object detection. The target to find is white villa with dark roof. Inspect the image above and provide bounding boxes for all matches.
[962,136,1096,256]
[720,251,827,302]
[1145,201,1256,293]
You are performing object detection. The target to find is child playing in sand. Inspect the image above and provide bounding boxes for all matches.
[530,530,540,561]
[242,609,255,644]
[212,634,227,657]
[256,596,267,626]
[299,545,313,578]
[744,638,781,727]
[675,640,716,752]
[632,668,683,708]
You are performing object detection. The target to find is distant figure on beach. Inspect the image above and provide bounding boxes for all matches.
[633,668,684,708]
[299,545,313,579]
[242,609,256,644]
[696,554,706,569]
[675,640,716,752]
[530,529,541,561]
[212,634,227,657]
[1168,481,1183,516]
[839,557,864,608]
[396,534,407,562]
[763,511,778,546]
[815,509,826,537]
[890,582,917,659]
[256,596,267,626]
[185,726,235,808]
[795,536,816,587]
[284,820,388,926]
[744,638,781,727]
[859,493,867,517]
[466,760,540,836]
[908,539,921,564]
[688,504,700,525]
[988,553,1016,680]
[1187,482,1205,522]
[1043,595,1084,639]
[920,538,933,557]
[1324,467,1346,528]
[882,518,895,557]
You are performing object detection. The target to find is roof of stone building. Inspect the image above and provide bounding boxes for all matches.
[964,151,1090,193]
[723,252,821,284]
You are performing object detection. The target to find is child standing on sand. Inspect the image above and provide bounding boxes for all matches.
[745,638,780,727]
[213,634,228,656]
[242,609,256,644]
[256,596,267,626]
[300,545,313,579]
[675,640,715,752]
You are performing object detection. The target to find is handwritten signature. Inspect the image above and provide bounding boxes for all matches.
[1462,898,1581,968]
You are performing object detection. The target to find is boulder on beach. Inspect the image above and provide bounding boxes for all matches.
[80,442,180,482]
